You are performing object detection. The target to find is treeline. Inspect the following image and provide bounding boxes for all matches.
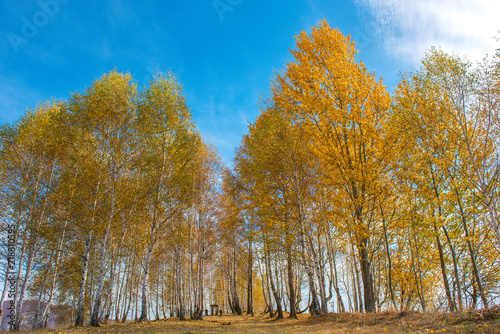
[0,71,230,330]
[227,20,500,318]
[0,19,499,331]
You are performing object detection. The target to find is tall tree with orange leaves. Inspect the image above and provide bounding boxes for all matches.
[273,20,392,312]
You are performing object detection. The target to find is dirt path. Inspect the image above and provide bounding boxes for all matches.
[35,308,500,334]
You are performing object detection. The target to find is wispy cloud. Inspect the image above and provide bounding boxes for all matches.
[105,0,138,31]
[355,0,500,64]
[0,73,43,123]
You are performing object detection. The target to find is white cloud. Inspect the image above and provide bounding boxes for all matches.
[0,73,43,123]
[355,0,500,64]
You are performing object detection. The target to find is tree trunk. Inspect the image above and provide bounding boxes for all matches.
[442,226,463,311]
[409,223,426,312]
[90,179,116,326]
[326,232,344,313]
[265,247,283,319]
[246,238,254,316]
[286,244,297,319]
[175,248,186,321]
[357,238,374,312]
[193,256,204,320]
[36,219,68,329]
[453,184,489,308]
[90,228,111,326]
[229,248,242,315]
[433,221,455,312]
[75,232,93,327]
[297,209,321,316]
[381,206,396,309]
[349,201,373,314]
[350,256,358,312]
[0,182,28,321]
[121,275,134,323]
[309,232,328,313]
[138,241,153,322]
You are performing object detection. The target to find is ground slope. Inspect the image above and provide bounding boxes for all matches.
[36,307,499,334]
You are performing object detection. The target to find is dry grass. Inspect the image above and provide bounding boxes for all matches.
[27,306,500,334]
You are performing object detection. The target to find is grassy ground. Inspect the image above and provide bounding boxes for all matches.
[34,307,499,334]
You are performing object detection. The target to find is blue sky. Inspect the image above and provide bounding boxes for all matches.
[1,0,498,165]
